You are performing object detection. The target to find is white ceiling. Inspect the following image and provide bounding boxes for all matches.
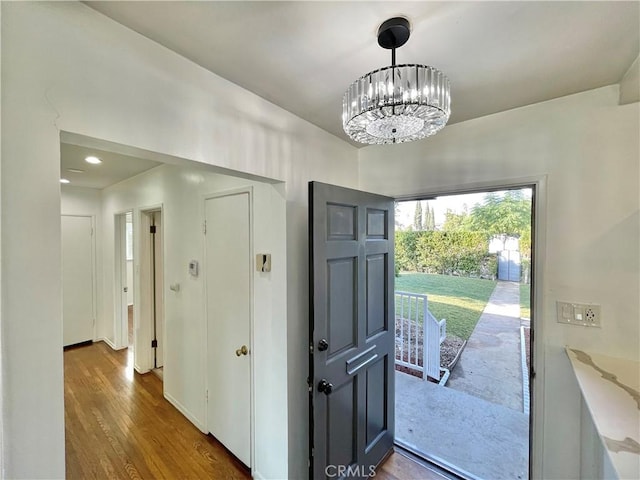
[61,143,161,189]
[85,1,639,147]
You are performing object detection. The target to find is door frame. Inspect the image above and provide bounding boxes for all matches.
[394,175,547,480]
[62,214,97,344]
[203,186,255,470]
[114,210,133,351]
[138,205,164,374]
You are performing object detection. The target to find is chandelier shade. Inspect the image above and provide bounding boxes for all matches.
[342,17,451,145]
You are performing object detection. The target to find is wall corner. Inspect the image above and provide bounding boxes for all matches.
[619,55,640,105]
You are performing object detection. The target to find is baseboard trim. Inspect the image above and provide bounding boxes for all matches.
[63,340,93,350]
[164,391,207,433]
[99,336,128,351]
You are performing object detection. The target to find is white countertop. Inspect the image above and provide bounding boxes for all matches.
[566,347,640,480]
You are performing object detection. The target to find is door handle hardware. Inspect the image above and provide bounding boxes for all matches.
[318,379,333,395]
[318,339,329,352]
[345,345,377,375]
[347,353,378,375]
[235,345,248,357]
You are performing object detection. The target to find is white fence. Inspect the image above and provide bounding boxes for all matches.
[395,291,446,381]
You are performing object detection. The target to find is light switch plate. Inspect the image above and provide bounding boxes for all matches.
[556,301,601,327]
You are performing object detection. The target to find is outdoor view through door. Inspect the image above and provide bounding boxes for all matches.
[394,188,533,480]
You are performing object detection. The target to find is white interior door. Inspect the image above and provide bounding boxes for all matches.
[205,191,251,467]
[62,215,94,347]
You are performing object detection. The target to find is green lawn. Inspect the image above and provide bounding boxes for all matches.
[520,283,531,319]
[395,273,496,340]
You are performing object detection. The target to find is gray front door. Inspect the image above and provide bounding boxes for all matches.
[309,182,395,479]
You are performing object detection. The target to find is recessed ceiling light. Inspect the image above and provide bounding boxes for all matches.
[67,168,85,173]
[60,178,70,184]
[85,156,102,164]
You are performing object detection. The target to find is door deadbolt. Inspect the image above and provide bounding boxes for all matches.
[235,345,249,357]
[318,339,329,352]
[318,379,333,395]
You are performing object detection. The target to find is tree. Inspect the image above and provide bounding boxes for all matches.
[423,202,435,231]
[394,202,403,230]
[468,190,532,268]
[430,205,436,230]
[468,190,530,237]
[442,210,472,232]
[413,201,423,231]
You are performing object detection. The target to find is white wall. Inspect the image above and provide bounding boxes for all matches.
[61,185,101,217]
[619,54,639,105]
[0,4,4,473]
[1,2,357,478]
[359,86,640,479]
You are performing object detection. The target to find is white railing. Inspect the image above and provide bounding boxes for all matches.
[395,291,446,381]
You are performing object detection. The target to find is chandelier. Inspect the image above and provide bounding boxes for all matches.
[342,17,451,145]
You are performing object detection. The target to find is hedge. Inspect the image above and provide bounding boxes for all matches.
[395,231,496,279]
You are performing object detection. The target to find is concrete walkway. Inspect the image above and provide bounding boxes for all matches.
[396,371,529,480]
[447,281,524,411]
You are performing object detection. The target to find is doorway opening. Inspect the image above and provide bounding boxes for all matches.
[126,212,135,348]
[140,208,164,380]
[393,186,534,480]
[115,211,134,352]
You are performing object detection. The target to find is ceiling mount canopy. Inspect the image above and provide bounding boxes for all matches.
[377,16,411,51]
[342,16,451,145]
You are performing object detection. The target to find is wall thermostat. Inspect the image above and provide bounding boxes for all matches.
[189,260,199,277]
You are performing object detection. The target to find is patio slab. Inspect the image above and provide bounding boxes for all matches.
[395,371,529,480]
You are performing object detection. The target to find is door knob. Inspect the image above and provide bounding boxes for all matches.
[318,379,333,395]
[235,345,248,356]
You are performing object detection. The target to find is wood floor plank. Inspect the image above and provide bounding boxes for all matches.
[377,452,454,480]
[64,342,250,479]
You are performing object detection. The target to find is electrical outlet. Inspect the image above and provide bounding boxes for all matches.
[556,301,601,327]
[583,305,601,327]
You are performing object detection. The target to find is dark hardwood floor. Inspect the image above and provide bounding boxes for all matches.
[64,341,250,479]
[65,341,450,479]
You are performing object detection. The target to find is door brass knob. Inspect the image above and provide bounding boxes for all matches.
[235,345,249,357]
